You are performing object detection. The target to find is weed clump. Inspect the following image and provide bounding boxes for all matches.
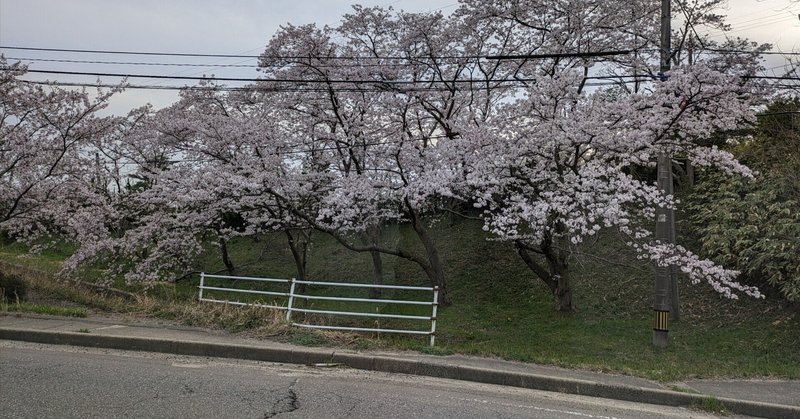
[0,272,27,302]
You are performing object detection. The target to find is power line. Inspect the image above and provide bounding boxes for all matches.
[6,45,798,72]
[5,57,258,68]
[10,68,654,84]
[742,75,800,81]
[0,45,496,60]
[702,14,798,40]
[18,75,657,92]
[6,45,798,71]
[723,9,796,27]
[484,50,634,60]
[695,48,800,56]
[17,79,530,93]
[19,75,797,94]
[17,68,260,82]
[3,45,647,61]
[727,14,797,32]
[1,45,264,59]
[4,56,414,69]
[15,67,797,85]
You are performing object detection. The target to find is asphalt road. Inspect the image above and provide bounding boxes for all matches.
[0,340,718,418]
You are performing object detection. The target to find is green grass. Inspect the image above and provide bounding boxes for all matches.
[2,302,88,318]
[1,219,798,382]
[692,396,729,415]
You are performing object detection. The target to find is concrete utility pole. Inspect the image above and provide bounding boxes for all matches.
[653,0,673,348]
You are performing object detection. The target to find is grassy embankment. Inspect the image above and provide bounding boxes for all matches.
[1,218,798,382]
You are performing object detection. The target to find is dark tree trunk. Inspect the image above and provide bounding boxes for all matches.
[219,237,235,275]
[369,249,384,299]
[285,230,307,279]
[279,196,449,305]
[514,238,573,312]
[548,256,573,312]
[363,225,384,299]
[685,161,695,187]
[285,229,311,294]
[406,201,450,305]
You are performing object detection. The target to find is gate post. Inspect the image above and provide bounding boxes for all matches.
[286,277,297,322]
[199,272,205,301]
[430,286,439,347]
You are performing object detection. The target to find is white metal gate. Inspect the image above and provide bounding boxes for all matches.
[198,273,439,346]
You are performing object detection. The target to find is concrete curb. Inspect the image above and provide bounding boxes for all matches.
[2,328,798,419]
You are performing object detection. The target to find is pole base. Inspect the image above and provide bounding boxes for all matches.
[652,329,668,347]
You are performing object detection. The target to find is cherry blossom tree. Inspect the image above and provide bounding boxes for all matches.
[446,0,765,310]
[0,58,121,244]
[61,83,320,283]
[251,4,566,303]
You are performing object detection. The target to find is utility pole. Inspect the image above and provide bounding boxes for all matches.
[653,0,673,348]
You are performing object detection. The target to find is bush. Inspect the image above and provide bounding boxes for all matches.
[687,171,800,302]
[0,272,28,302]
[686,100,800,303]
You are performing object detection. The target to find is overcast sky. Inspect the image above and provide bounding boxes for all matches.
[1,0,798,115]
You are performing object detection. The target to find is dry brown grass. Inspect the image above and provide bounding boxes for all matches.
[0,259,293,336]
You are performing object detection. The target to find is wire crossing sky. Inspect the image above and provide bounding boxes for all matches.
[1,0,798,114]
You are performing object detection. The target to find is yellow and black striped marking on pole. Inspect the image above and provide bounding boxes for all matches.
[653,310,669,331]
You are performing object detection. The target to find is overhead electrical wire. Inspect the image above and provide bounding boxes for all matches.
[6,47,799,72]
[741,75,800,80]
[723,8,797,27]
[0,45,264,59]
[18,77,654,92]
[18,80,514,92]
[4,44,796,95]
[726,14,797,32]
[9,68,657,84]
[10,67,795,85]
[4,57,259,68]
[703,14,799,40]
[3,56,424,69]
[2,45,650,64]
[694,49,800,56]
[4,45,797,77]
[6,45,628,61]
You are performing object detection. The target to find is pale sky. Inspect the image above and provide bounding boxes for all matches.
[1,0,798,115]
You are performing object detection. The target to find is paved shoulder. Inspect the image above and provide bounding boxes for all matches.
[1,313,798,418]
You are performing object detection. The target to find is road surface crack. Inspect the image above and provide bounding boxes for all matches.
[264,379,299,418]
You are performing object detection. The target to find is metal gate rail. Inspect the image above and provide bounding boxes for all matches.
[198,273,439,346]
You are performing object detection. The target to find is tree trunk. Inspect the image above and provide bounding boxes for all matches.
[544,236,573,312]
[406,202,450,305]
[278,195,449,305]
[549,259,573,312]
[685,160,694,187]
[363,225,384,299]
[369,249,384,299]
[514,239,573,312]
[219,237,235,275]
[285,230,310,294]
